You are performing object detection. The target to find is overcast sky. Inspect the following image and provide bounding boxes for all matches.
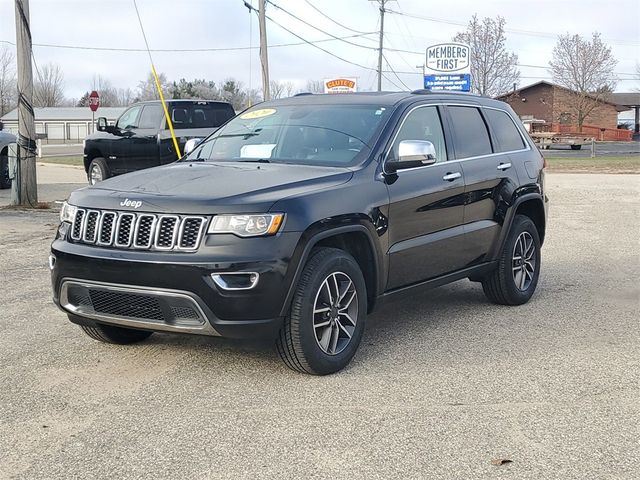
[1,0,639,100]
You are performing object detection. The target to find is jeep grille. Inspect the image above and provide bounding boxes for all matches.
[70,209,207,251]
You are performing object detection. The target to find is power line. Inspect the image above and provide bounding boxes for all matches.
[303,0,371,35]
[383,53,411,90]
[385,8,640,47]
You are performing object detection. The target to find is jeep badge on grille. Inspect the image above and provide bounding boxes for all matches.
[120,198,143,209]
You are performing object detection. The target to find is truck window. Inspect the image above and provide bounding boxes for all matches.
[448,106,492,159]
[116,106,142,130]
[484,109,526,152]
[169,103,235,130]
[138,104,163,129]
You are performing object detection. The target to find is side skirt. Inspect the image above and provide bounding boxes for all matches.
[376,261,497,307]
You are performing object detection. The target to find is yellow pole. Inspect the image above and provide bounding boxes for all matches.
[151,64,181,158]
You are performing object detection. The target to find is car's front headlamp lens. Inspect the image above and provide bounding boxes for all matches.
[208,214,284,237]
[60,201,77,224]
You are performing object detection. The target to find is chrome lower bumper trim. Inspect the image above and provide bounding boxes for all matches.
[59,279,220,336]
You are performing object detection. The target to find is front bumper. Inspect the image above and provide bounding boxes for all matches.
[50,230,302,339]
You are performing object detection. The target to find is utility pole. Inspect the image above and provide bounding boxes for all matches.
[13,0,37,206]
[258,0,270,101]
[377,0,386,91]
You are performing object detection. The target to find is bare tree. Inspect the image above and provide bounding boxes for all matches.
[91,75,119,106]
[33,63,66,107]
[304,79,324,94]
[550,32,617,131]
[270,80,295,99]
[136,71,170,101]
[453,15,519,97]
[116,87,134,106]
[0,45,17,116]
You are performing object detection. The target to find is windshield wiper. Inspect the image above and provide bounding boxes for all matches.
[238,158,271,163]
[217,132,259,139]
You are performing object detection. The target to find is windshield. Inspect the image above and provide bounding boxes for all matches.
[184,104,391,166]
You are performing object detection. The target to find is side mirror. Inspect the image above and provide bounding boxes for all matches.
[96,117,108,132]
[183,138,203,156]
[385,140,437,173]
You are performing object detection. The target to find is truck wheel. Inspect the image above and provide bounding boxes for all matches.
[570,144,582,150]
[276,247,367,375]
[79,323,153,344]
[482,214,541,306]
[88,157,110,185]
[0,148,10,189]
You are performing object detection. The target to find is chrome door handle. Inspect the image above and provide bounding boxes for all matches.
[442,172,461,181]
[497,162,512,170]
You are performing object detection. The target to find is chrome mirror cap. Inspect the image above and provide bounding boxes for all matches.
[183,138,203,156]
[398,140,437,164]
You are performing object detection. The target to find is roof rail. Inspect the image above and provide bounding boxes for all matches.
[294,92,314,96]
[410,89,433,95]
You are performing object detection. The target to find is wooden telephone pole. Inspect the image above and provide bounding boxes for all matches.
[13,0,38,206]
[258,0,270,101]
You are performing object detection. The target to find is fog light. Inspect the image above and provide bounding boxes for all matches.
[211,272,259,290]
[48,254,56,270]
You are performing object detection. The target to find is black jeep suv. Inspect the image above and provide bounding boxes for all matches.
[51,91,548,375]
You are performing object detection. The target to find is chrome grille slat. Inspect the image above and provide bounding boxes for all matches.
[69,209,206,251]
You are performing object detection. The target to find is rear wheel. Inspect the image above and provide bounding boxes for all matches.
[570,144,582,150]
[482,214,541,305]
[79,322,153,344]
[87,157,109,185]
[276,247,367,375]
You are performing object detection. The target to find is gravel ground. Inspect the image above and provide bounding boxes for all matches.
[0,173,638,479]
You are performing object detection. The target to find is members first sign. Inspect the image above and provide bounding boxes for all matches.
[424,43,471,92]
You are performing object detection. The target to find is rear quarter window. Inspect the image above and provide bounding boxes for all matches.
[169,103,235,130]
[484,109,527,152]
[447,106,492,159]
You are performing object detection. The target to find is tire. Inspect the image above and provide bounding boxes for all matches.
[79,323,153,345]
[482,214,541,306]
[87,157,110,185]
[0,149,10,190]
[276,247,367,375]
[570,144,582,150]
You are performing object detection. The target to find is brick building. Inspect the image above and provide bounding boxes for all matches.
[497,81,629,140]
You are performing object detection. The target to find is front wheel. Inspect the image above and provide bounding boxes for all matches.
[87,157,109,185]
[276,247,367,375]
[482,214,541,305]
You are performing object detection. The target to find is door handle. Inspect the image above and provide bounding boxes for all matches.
[442,172,461,181]
[497,162,512,171]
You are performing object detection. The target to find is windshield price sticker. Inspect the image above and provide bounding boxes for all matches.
[240,108,277,120]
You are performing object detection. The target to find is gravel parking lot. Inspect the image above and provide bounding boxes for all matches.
[1,172,638,479]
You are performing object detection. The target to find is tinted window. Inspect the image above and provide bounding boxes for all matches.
[485,109,526,152]
[169,103,235,130]
[448,106,492,159]
[116,106,142,130]
[391,106,447,163]
[138,104,163,129]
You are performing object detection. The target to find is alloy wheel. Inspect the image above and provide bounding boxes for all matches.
[90,165,103,185]
[312,271,358,355]
[512,231,536,291]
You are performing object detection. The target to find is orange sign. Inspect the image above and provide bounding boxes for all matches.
[324,78,357,94]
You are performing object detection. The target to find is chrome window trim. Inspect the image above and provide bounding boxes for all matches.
[176,216,207,251]
[114,212,136,248]
[96,211,117,246]
[154,215,180,250]
[82,210,101,244]
[382,102,531,176]
[132,214,158,249]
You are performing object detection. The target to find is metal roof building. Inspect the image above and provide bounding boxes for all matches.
[0,107,126,143]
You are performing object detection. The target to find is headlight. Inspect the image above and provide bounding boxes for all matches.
[60,201,77,223]
[207,214,284,237]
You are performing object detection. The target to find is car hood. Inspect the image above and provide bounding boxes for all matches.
[68,161,353,214]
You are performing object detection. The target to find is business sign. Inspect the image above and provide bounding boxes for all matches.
[324,78,357,94]
[424,43,471,92]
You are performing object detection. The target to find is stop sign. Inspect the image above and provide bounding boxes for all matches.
[88,90,100,112]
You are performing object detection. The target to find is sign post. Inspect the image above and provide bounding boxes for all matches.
[88,90,100,133]
[423,43,471,92]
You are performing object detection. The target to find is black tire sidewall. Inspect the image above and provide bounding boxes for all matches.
[88,158,108,184]
[293,250,367,374]
[501,215,541,303]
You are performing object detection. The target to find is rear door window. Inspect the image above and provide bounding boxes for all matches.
[169,103,235,130]
[484,109,527,152]
[448,106,493,159]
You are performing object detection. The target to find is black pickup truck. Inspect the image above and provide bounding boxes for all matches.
[84,99,235,184]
